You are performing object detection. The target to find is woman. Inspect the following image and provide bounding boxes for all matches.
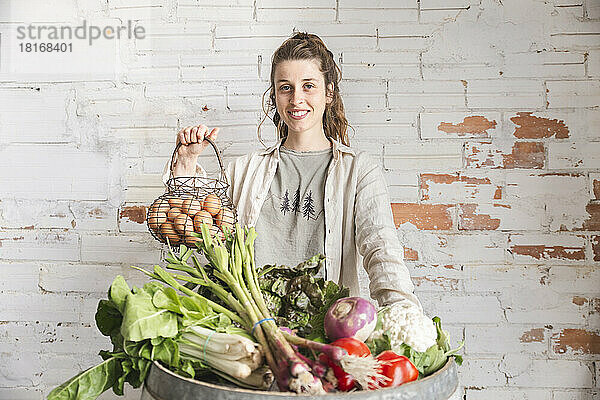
[162,32,423,312]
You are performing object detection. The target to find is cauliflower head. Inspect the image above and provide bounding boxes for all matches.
[374,301,437,353]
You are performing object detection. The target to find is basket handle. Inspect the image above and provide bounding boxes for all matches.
[168,137,228,185]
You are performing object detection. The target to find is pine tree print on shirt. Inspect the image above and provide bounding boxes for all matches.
[280,189,291,215]
[291,187,301,213]
[302,190,316,220]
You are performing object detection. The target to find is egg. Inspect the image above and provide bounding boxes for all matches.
[193,210,213,232]
[184,232,202,245]
[208,224,223,240]
[149,200,170,215]
[216,207,235,230]
[181,198,203,217]
[160,221,181,244]
[167,207,182,221]
[174,213,194,234]
[147,211,167,233]
[203,194,222,216]
[168,197,185,209]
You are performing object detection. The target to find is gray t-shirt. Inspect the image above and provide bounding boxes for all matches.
[253,144,333,279]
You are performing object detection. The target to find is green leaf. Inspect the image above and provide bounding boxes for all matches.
[120,290,178,342]
[47,357,120,400]
[152,337,180,367]
[95,300,121,338]
[109,276,130,314]
[152,287,184,314]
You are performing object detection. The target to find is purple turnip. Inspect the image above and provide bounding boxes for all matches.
[324,297,377,342]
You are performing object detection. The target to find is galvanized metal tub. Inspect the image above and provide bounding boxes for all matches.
[140,358,458,400]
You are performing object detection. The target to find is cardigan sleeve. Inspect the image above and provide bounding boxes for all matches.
[353,153,423,311]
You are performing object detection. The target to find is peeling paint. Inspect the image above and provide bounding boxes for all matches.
[459,204,501,230]
[593,178,600,200]
[511,112,569,139]
[391,203,453,230]
[572,296,587,306]
[403,247,419,260]
[88,208,104,217]
[552,329,600,355]
[465,141,545,169]
[503,142,545,169]
[581,203,600,231]
[520,328,545,343]
[438,116,497,136]
[413,276,460,290]
[511,245,585,260]
[592,236,600,262]
[119,206,147,224]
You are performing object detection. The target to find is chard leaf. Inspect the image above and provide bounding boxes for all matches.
[109,276,130,314]
[120,290,178,342]
[95,300,121,338]
[152,337,180,367]
[47,357,120,400]
[152,287,184,314]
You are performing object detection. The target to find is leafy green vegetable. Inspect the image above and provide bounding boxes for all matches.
[49,274,220,400]
[120,288,178,342]
[257,254,349,338]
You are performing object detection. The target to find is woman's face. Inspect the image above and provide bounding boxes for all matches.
[273,59,333,138]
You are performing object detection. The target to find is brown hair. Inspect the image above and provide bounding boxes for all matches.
[258,31,354,147]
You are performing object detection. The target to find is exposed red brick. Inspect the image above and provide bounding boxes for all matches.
[404,247,419,261]
[437,116,497,137]
[592,236,600,262]
[391,203,453,230]
[459,204,501,230]
[593,178,600,200]
[552,329,600,355]
[503,142,545,169]
[420,173,496,201]
[119,206,147,224]
[494,187,502,200]
[572,296,588,306]
[510,112,569,139]
[520,328,545,343]
[465,141,545,169]
[582,203,600,231]
[511,245,585,261]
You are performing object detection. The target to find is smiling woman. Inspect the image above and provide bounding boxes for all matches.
[166,31,424,310]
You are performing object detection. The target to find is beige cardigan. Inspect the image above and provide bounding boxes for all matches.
[162,137,422,310]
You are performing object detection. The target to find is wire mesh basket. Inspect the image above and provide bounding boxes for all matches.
[147,138,237,247]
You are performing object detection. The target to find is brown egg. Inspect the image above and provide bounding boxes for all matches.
[167,207,182,221]
[184,232,202,245]
[193,210,213,232]
[203,194,222,216]
[149,200,170,215]
[168,197,185,209]
[148,211,167,233]
[208,224,223,240]
[181,198,203,217]
[160,221,181,244]
[216,207,235,229]
[174,213,194,234]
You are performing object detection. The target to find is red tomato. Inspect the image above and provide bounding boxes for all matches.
[321,338,371,391]
[330,338,371,357]
[371,351,419,389]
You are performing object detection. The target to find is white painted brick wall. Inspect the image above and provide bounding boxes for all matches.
[1,0,599,399]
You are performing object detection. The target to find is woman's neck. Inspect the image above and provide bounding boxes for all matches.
[282,131,332,152]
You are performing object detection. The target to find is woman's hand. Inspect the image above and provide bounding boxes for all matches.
[176,124,220,160]
[172,124,219,177]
